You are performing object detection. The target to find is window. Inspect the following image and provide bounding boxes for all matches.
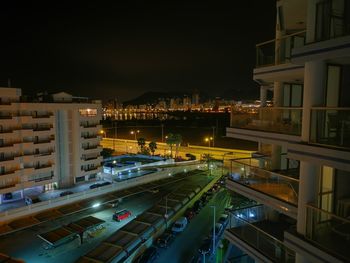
[79,108,97,117]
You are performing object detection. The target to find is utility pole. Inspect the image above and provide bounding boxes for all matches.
[212,126,215,147]
[113,122,115,151]
[211,205,216,256]
[161,124,164,142]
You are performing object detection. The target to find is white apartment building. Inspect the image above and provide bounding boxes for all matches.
[0,88,103,204]
[225,0,350,262]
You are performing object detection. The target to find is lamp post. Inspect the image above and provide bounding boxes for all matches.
[161,124,164,142]
[210,205,216,256]
[100,130,106,138]
[130,130,140,141]
[204,137,213,147]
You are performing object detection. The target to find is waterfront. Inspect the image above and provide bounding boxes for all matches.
[101,112,258,150]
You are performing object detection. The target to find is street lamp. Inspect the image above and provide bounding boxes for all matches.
[130,130,140,140]
[204,137,213,147]
[100,130,106,138]
[210,205,216,256]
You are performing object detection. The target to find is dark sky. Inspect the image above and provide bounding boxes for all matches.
[0,1,276,102]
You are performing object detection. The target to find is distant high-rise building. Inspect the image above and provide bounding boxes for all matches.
[183,96,191,109]
[0,88,103,204]
[192,89,199,105]
[225,1,350,263]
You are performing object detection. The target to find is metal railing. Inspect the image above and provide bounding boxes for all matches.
[256,31,306,67]
[229,160,299,206]
[230,107,303,136]
[310,108,350,149]
[305,204,350,261]
[227,212,295,262]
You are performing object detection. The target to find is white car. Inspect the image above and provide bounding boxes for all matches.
[171,217,188,233]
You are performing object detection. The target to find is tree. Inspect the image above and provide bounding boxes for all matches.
[173,134,182,158]
[141,146,151,155]
[202,153,213,175]
[149,141,157,156]
[137,137,146,152]
[101,148,114,158]
[165,133,176,158]
[165,133,182,158]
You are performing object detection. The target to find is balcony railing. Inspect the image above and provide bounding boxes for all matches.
[305,204,350,261]
[230,107,302,136]
[81,123,99,128]
[310,108,350,149]
[229,160,299,206]
[227,213,295,262]
[256,31,306,67]
[82,145,101,150]
[81,134,99,139]
[82,166,99,172]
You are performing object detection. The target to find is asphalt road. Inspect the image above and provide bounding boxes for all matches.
[0,173,212,263]
[154,188,231,263]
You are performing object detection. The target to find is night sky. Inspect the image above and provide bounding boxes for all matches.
[0,1,276,102]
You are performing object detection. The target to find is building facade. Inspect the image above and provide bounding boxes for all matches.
[225,0,350,262]
[0,88,103,204]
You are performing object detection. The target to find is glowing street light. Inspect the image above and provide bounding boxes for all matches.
[100,130,106,138]
[204,137,213,147]
[130,130,140,140]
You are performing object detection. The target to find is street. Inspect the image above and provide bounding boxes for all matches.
[154,188,231,263]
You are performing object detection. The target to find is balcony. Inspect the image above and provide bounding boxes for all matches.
[256,31,305,68]
[81,123,100,128]
[228,108,303,145]
[225,206,295,263]
[305,204,350,261]
[284,204,350,263]
[227,160,299,218]
[310,108,350,150]
[81,134,99,139]
[230,160,299,205]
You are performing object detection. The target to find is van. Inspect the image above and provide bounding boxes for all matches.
[25,195,41,205]
[171,217,188,233]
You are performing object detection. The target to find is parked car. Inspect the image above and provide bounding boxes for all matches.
[185,208,195,221]
[149,188,159,194]
[200,194,210,204]
[198,238,212,255]
[193,200,203,213]
[113,209,132,222]
[135,247,159,263]
[99,181,111,187]
[25,195,41,205]
[60,191,74,197]
[171,217,188,233]
[156,232,174,248]
[107,200,120,208]
[89,183,100,189]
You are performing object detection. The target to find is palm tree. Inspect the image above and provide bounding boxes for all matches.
[165,133,176,158]
[173,134,182,158]
[149,141,157,156]
[137,137,146,152]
